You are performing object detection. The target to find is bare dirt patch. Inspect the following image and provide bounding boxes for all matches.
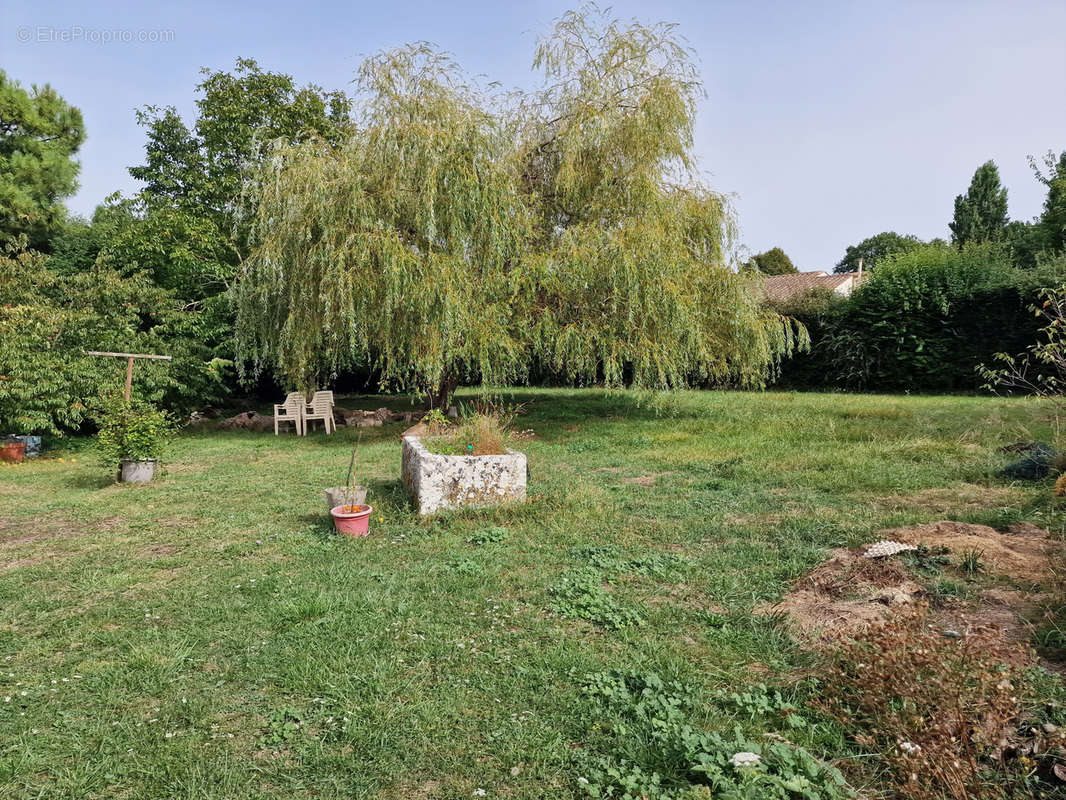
[773,520,1062,647]
[889,520,1058,584]
[2,553,63,570]
[621,471,673,486]
[0,515,125,547]
[144,543,181,557]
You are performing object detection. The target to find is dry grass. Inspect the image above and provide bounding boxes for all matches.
[816,606,1043,800]
[423,412,511,455]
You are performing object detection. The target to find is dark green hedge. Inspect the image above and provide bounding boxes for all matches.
[772,244,1066,392]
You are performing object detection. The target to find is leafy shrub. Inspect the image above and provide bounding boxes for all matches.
[980,279,1066,402]
[626,552,689,579]
[815,605,1033,800]
[577,670,851,799]
[712,684,809,731]
[569,545,689,578]
[259,707,303,748]
[444,558,485,577]
[95,400,174,462]
[258,698,353,750]
[899,543,952,576]
[549,546,689,629]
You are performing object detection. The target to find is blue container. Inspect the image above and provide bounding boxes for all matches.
[13,435,41,456]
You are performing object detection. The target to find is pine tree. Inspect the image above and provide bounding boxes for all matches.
[0,71,85,251]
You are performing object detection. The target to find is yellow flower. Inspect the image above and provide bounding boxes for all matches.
[377,516,384,523]
[58,458,65,463]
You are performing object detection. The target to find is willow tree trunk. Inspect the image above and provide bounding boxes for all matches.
[425,373,459,410]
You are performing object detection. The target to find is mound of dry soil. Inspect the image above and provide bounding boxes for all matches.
[775,521,1061,649]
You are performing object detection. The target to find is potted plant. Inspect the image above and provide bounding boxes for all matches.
[330,437,373,537]
[325,433,367,510]
[96,401,173,483]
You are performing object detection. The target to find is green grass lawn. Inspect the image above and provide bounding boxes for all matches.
[0,389,1062,799]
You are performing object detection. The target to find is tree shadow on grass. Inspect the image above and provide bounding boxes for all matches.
[366,478,408,507]
[66,472,118,490]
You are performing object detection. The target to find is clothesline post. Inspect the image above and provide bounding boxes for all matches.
[85,351,174,402]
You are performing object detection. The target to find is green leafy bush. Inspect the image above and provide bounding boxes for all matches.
[0,252,230,434]
[549,546,690,629]
[773,244,1066,392]
[95,401,174,463]
[570,545,689,578]
[577,671,851,799]
[467,526,510,545]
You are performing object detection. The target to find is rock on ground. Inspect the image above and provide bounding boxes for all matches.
[217,411,273,432]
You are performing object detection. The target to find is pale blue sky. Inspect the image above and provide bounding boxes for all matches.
[3,0,1064,269]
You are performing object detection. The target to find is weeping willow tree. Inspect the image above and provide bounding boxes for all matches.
[517,7,804,390]
[234,5,804,406]
[234,45,533,405]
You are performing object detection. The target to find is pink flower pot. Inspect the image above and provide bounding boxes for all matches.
[330,504,372,537]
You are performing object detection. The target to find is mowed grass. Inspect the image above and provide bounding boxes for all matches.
[0,388,1062,799]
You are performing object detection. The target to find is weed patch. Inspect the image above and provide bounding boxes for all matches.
[549,568,644,629]
[467,526,510,545]
[575,670,851,799]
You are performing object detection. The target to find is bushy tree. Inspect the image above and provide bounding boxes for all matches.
[235,9,803,405]
[121,60,354,299]
[834,231,923,273]
[980,269,1066,399]
[1032,150,1066,256]
[950,160,1009,247]
[743,247,797,274]
[0,253,228,433]
[131,59,352,229]
[0,71,85,251]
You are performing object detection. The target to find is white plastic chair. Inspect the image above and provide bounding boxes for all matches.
[303,391,335,434]
[274,392,305,435]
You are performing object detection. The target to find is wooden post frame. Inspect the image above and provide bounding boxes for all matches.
[85,351,173,402]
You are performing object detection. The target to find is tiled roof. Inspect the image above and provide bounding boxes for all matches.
[761,271,862,303]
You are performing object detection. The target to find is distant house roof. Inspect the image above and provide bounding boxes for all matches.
[761,271,865,303]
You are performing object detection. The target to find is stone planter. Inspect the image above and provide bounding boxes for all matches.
[120,458,157,483]
[401,435,526,515]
